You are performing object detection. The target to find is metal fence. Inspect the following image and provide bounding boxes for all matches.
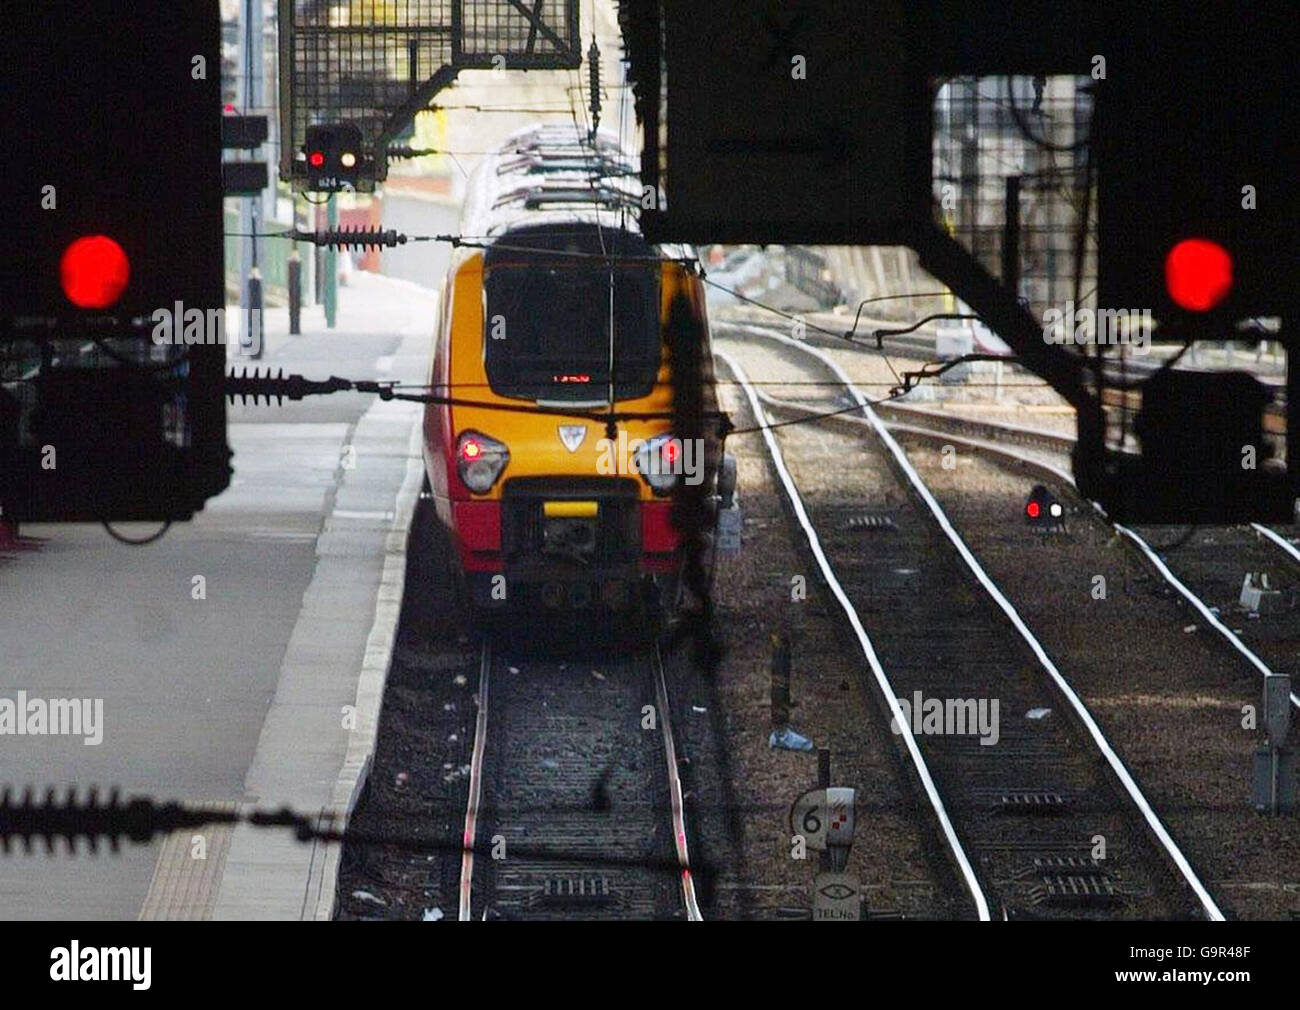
[279,0,580,184]
[454,0,580,64]
[932,75,1096,322]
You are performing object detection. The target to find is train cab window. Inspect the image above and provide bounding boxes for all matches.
[483,227,661,403]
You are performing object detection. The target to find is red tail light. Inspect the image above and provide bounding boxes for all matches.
[60,235,130,309]
[456,431,509,493]
[634,434,682,495]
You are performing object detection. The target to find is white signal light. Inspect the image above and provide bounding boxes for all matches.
[340,152,357,169]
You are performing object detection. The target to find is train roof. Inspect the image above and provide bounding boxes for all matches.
[458,124,662,251]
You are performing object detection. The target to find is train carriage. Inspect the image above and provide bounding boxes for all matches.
[423,125,727,617]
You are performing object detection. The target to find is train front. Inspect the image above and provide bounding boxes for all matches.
[428,222,710,616]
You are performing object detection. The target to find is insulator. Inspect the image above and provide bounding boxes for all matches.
[0,786,223,854]
[289,227,408,251]
[225,367,352,406]
[387,145,440,160]
[588,38,602,133]
[226,366,285,406]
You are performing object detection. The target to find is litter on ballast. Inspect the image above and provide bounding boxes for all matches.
[770,726,815,751]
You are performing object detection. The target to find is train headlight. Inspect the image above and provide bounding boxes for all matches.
[457,431,509,493]
[633,434,681,496]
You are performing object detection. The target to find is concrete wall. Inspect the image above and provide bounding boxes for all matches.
[822,245,950,321]
[379,189,461,290]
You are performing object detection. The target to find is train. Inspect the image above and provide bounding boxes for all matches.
[422,125,731,618]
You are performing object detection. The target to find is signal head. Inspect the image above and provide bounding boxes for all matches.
[1024,484,1064,528]
[1165,238,1233,313]
[302,122,366,191]
[60,235,131,310]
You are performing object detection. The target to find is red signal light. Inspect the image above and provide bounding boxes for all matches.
[1165,238,1233,312]
[309,150,326,168]
[1026,500,1041,519]
[661,438,680,464]
[60,235,130,309]
[460,437,482,461]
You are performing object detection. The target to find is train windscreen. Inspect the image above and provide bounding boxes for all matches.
[483,228,661,402]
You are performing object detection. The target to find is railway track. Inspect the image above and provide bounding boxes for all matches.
[730,323,1300,716]
[716,334,1224,920]
[457,642,701,920]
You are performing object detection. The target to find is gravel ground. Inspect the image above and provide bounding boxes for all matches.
[1127,524,1300,686]
[714,306,1077,427]
[336,499,746,920]
[720,332,1300,918]
[335,497,479,921]
[725,338,1199,917]
[338,315,1300,921]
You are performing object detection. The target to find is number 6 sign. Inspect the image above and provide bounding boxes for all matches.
[790,787,856,852]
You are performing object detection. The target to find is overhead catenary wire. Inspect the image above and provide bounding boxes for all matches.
[223,228,685,263]
[702,277,907,390]
[1002,75,1093,155]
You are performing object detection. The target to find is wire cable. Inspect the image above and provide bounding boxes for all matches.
[1003,76,1093,154]
[705,279,907,389]
[102,521,171,546]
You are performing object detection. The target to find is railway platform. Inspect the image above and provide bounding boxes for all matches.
[0,271,432,919]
